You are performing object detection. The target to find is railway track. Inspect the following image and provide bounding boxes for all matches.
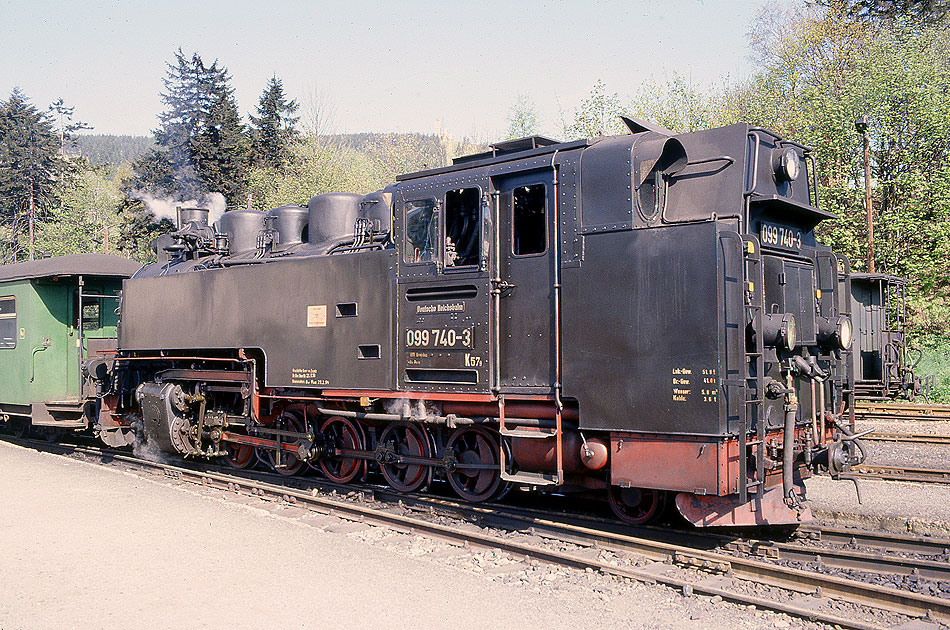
[848,464,950,485]
[863,432,950,446]
[4,435,949,630]
[856,401,950,423]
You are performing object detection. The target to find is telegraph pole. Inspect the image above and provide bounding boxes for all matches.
[28,184,35,262]
[856,115,874,273]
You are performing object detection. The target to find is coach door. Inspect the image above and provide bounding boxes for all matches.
[495,173,555,393]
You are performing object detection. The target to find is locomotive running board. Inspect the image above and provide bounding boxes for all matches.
[674,486,814,527]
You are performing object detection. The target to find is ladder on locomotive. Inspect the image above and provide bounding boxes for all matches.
[741,236,767,504]
[498,396,563,486]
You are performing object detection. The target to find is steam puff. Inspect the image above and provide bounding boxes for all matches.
[131,191,227,226]
[383,398,435,421]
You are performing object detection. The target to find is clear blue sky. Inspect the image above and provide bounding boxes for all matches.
[0,0,791,140]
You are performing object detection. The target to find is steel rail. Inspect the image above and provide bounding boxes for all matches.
[863,432,950,445]
[4,436,945,629]
[855,401,950,422]
[860,413,950,423]
[812,525,950,556]
[848,464,950,485]
[422,495,950,583]
[44,437,950,581]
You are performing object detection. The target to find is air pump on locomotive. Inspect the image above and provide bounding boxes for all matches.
[92,118,866,527]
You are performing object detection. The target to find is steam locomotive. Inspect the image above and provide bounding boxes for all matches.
[92,118,866,527]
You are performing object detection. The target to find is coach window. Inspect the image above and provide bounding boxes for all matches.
[82,301,101,331]
[512,184,546,255]
[444,187,480,267]
[404,199,438,264]
[0,296,15,348]
[74,290,101,331]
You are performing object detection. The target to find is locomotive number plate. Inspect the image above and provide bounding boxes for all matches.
[760,221,802,251]
[405,326,474,350]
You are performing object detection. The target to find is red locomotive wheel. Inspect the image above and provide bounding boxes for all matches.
[377,422,432,493]
[261,409,308,476]
[607,485,665,526]
[318,416,365,484]
[223,439,257,469]
[445,425,504,503]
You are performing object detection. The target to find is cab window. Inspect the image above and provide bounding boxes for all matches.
[512,184,546,255]
[0,296,16,348]
[404,199,438,264]
[444,187,480,268]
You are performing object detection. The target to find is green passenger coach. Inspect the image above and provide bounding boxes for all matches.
[0,254,141,436]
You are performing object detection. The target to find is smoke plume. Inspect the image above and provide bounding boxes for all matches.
[132,191,227,226]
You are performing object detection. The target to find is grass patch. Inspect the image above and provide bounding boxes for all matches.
[914,335,950,403]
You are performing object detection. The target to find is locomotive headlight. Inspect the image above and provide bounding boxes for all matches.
[838,316,853,349]
[763,313,798,351]
[783,315,797,350]
[774,147,800,182]
[818,315,853,350]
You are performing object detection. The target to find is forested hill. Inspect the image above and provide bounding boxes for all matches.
[333,133,486,182]
[76,134,155,170]
[75,132,485,182]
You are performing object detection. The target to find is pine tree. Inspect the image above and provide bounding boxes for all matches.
[48,98,93,156]
[194,62,249,202]
[0,88,64,260]
[128,49,249,204]
[149,49,208,199]
[249,76,300,169]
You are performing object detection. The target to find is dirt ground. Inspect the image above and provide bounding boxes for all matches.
[0,440,826,630]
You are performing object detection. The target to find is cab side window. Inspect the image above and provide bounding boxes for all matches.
[513,184,546,255]
[404,199,438,264]
[444,187,480,267]
[0,296,16,348]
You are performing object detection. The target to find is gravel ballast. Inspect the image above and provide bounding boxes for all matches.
[0,440,828,630]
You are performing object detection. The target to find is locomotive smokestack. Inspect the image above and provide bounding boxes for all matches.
[177,207,210,229]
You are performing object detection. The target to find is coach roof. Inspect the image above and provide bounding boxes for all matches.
[0,254,142,283]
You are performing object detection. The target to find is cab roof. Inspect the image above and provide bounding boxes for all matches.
[0,254,142,283]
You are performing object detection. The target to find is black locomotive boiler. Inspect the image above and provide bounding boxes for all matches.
[95,119,865,527]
